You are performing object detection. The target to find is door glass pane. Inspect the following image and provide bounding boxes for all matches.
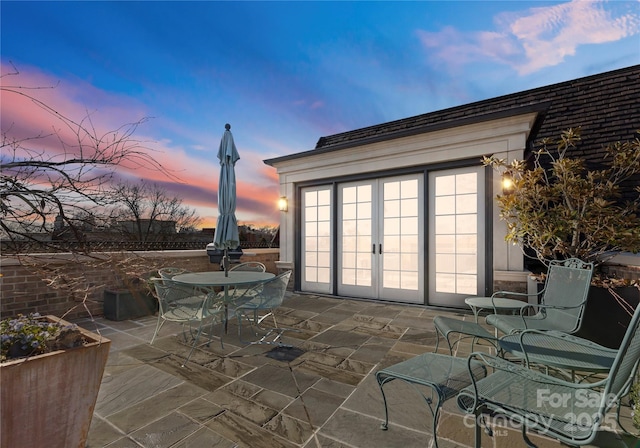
[384,200,400,217]
[343,252,356,268]
[384,235,400,252]
[402,234,418,249]
[401,198,419,215]
[456,194,477,214]
[456,235,476,253]
[305,222,317,237]
[343,203,357,220]
[343,186,357,203]
[318,221,330,236]
[318,268,330,283]
[318,189,331,205]
[317,236,330,250]
[318,206,331,220]
[435,215,455,234]
[385,182,400,200]
[384,217,400,234]
[435,176,455,194]
[435,273,456,293]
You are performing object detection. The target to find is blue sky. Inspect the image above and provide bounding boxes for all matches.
[2,0,639,228]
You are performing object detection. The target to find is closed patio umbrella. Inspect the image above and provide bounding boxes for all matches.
[213,123,240,277]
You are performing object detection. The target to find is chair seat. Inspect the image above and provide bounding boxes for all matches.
[457,366,599,442]
[433,315,496,354]
[486,313,560,334]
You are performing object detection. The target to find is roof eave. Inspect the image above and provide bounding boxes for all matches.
[264,102,551,167]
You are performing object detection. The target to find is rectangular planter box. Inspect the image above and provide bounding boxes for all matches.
[1,316,111,448]
[104,288,157,321]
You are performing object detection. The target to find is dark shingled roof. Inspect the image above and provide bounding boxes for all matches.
[265,65,639,167]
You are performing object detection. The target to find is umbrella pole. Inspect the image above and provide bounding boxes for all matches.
[223,247,229,334]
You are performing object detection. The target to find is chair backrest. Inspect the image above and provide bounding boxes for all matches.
[243,270,292,310]
[230,262,266,273]
[538,258,594,333]
[158,267,190,279]
[602,302,640,411]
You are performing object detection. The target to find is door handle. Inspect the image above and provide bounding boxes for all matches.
[372,244,376,254]
[379,244,382,254]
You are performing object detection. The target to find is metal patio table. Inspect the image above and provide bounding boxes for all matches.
[172,271,274,332]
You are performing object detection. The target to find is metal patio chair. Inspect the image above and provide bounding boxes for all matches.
[232,270,293,345]
[433,258,593,355]
[220,261,267,300]
[485,258,594,336]
[149,278,223,366]
[457,302,640,447]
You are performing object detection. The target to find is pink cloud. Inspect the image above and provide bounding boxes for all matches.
[2,63,280,227]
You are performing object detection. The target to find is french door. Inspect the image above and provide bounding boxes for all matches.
[428,166,485,307]
[337,174,423,303]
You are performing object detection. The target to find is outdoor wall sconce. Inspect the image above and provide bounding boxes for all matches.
[278,196,288,212]
[501,172,515,195]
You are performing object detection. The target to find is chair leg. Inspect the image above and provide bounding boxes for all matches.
[376,374,392,431]
[434,328,441,353]
[204,315,224,350]
[150,318,165,344]
[237,308,297,346]
[522,424,538,448]
[182,322,207,367]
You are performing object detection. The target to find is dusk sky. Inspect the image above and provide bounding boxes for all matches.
[2,1,639,229]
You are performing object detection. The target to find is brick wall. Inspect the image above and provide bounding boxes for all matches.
[0,249,280,320]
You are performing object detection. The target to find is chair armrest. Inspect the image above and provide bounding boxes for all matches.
[517,329,616,353]
[490,291,540,316]
[530,300,587,311]
[513,329,616,382]
[491,290,539,299]
[467,350,598,392]
[458,351,576,414]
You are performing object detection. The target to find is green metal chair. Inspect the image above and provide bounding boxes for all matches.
[457,302,640,447]
[218,261,267,300]
[149,278,223,366]
[232,270,293,345]
[486,258,594,335]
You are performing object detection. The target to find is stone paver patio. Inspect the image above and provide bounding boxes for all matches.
[81,292,639,448]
